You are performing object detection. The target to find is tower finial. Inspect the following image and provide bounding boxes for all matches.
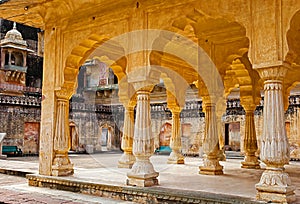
[13,22,16,29]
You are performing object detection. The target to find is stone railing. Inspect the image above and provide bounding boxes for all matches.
[70,102,113,113]
[0,95,41,106]
[0,84,41,94]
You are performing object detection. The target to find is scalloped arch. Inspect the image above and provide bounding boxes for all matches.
[63,34,127,89]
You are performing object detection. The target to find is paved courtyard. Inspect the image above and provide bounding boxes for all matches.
[0,172,135,203]
[0,152,299,203]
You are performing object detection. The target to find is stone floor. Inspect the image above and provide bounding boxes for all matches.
[0,171,136,203]
[1,151,300,203]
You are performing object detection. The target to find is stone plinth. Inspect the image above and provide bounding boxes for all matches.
[256,169,296,203]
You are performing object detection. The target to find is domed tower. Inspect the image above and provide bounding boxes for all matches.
[0,22,33,94]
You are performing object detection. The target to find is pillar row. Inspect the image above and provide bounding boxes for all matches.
[127,90,158,187]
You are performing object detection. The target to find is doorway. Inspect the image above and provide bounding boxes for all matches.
[23,122,40,154]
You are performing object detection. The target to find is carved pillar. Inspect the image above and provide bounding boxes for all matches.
[22,52,27,67]
[8,51,11,65]
[127,89,159,187]
[241,104,260,169]
[52,89,74,176]
[167,106,184,164]
[256,66,295,203]
[199,99,223,175]
[1,49,5,68]
[118,104,136,168]
[216,104,226,161]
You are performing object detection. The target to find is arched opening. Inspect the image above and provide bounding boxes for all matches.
[69,121,79,152]
[99,124,114,151]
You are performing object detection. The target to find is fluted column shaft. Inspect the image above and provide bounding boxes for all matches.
[127,90,158,187]
[118,105,136,168]
[256,66,295,203]
[199,102,223,175]
[168,109,184,164]
[260,81,289,165]
[52,94,74,176]
[241,108,260,169]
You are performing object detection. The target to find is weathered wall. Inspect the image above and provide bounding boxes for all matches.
[0,95,41,154]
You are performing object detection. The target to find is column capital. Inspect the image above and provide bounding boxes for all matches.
[240,97,257,113]
[121,97,137,110]
[256,64,289,81]
[55,84,75,100]
[167,104,182,114]
[128,68,160,92]
[202,95,214,106]
[133,83,155,93]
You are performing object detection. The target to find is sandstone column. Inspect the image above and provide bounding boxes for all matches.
[256,66,295,203]
[216,103,226,161]
[241,104,260,169]
[8,51,11,65]
[52,89,74,176]
[167,106,184,164]
[118,103,136,168]
[199,98,223,175]
[127,89,159,187]
[1,49,5,68]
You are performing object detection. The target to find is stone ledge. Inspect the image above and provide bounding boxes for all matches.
[26,174,266,204]
[0,168,31,177]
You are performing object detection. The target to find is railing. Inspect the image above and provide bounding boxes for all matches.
[0,84,41,94]
[3,65,27,72]
[0,95,41,106]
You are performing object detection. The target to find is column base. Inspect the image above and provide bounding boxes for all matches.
[241,161,260,169]
[118,152,135,168]
[199,157,223,175]
[127,172,159,187]
[217,150,226,161]
[127,159,159,187]
[52,154,74,176]
[167,151,184,164]
[256,169,296,203]
[241,154,260,169]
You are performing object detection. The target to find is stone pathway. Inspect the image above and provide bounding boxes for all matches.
[0,172,136,203]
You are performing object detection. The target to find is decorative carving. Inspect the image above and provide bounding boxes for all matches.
[127,90,159,187]
[52,97,74,176]
[55,86,74,100]
[257,65,288,81]
[256,169,296,203]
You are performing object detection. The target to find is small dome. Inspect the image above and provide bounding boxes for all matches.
[5,22,23,40]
